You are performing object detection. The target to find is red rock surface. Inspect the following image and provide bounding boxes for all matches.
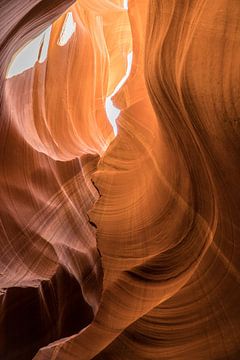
[1,1,240,359]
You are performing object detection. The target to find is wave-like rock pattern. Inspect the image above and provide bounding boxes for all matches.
[0,0,240,359]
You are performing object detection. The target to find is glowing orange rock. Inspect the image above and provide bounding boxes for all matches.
[1,0,240,359]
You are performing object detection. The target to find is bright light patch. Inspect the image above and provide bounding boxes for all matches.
[58,12,76,47]
[105,98,121,136]
[123,0,128,9]
[6,27,51,79]
[6,11,76,78]
[105,52,133,135]
[39,27,52,63]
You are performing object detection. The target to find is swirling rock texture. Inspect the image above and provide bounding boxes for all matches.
[1,0,240,359]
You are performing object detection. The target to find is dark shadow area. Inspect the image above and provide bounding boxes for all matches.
[0,266,93,360]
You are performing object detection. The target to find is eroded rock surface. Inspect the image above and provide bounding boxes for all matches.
[0,1,240,359]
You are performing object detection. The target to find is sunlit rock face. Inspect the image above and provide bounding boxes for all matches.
[1,0,240,359]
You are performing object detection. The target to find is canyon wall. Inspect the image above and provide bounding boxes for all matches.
[0,1,240,359]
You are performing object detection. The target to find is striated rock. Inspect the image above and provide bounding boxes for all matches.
[1,0,240,359]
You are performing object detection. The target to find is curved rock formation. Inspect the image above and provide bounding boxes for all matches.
[1,0,240,359]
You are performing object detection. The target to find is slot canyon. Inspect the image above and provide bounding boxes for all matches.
[0,0,240,359]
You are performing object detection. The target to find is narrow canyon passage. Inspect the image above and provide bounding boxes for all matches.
[1,1,240,359]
